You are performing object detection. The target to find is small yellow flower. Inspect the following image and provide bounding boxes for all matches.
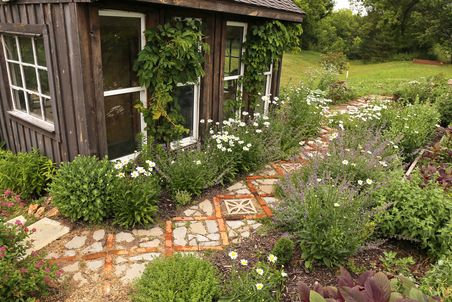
[256,283,264,290]
[240,259,248,266]
[267,254,278,263]
[228,251,238,260]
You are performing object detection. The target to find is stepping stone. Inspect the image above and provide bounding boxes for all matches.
[139,239,160,248]
[189,222,207,235]
[86,259,104,271]
[62,261,79,273]
[6,215,26,226]
[132,227,163,237]
[26,218,70,256]
[198,200,213,215]
[83,242,103,254]
[121,263,146,283]
[65,236,87,249]
[129,252,160,262]
[173,226,187,240]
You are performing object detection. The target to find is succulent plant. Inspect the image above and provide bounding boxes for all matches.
[297,267,439,302]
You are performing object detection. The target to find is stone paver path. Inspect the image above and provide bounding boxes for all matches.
[43,98,372,299]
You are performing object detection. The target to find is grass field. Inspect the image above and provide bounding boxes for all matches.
[281,51,452,96]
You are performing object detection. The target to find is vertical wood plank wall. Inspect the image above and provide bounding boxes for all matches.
[0,2,284,163]
[0,2,90,163]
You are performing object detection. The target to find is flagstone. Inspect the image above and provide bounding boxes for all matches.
[92,229,105,241]
[87,259,104,271]
[189,222,207,235]
[199,199,214,215]
[6,215,26,225]
[116,232,135,243]
[83,242,103,254]
[62,261,79,273]
[139,239,160,248]
[65,236,87,249]
[26,218,70,255]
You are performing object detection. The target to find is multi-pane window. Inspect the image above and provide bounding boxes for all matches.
[1,35,53,125]
[223,21,247,119]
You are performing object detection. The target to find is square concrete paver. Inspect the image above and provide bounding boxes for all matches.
[26,218,70,255]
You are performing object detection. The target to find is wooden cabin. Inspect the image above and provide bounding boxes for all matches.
[0,0,304,162]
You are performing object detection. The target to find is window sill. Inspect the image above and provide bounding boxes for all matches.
[8,110,55,133]
[170,137,198,150]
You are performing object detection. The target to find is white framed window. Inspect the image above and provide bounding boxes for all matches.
[1,34,54,132]
[171,17,202,149]
[99,10,147,160]
[223,21,247,120]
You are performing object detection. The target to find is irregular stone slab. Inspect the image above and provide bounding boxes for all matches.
[189,222,207,235]
[226,220,245,229]
[199,200,213,215]
[133,227,163,237]
[73,272,88,286]
[173,226,187,240]
[129,252,160,262]
[64,250,76,257]
[83,242,103,254]
[6,215,26,226]
[65,236,87,249]
[139,239,160,248]
[116,232,134,243]
[115,256,128,264]
[122,263,146,283]
[62,261,79,273]
[26,218,70,256]
[87,259,104,271]
[92,229,105,241]
[205,220,219,234]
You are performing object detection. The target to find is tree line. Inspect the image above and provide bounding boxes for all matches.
[294,0,452,62]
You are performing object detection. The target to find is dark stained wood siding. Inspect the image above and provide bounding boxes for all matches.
[0,2,94,162]
[0,1,286,162]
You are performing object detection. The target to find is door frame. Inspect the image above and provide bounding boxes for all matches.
[99,9,147,161]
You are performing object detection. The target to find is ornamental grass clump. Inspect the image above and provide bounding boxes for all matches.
[0,219,61,301]
[275,173,375,268]
[132,254,220,302]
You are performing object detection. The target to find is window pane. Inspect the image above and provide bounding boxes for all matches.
[27,93,42,118]
[35,38,46,67]
[224,79,241,119]
[12,89,26,111]
[8,63,22,87]
[19,37,34,64]
[224,26,244,77]
[173,85,195,137]
[23,66,38,92]
[100,16,141,91]
[3,35,18,61]
[39,70,50,96]
[104,92,141,159]
[43,98,53,122]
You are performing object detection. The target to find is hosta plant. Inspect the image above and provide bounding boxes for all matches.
[297,267,439,302]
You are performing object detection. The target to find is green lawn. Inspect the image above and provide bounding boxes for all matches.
[281,51,452,96]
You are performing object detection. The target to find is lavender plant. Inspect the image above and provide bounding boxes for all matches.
[275,173,375,268]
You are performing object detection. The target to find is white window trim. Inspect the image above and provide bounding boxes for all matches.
[263,63,273,115]
[170,80,201,150]
[1,34,55,131]
[224,21,247,119]
[99,9,147,161]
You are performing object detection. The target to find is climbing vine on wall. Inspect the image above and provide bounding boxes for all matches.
[134,19,209,144]
[243,21,302,111]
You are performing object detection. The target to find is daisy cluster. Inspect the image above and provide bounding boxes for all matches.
[114,158,156,179]
[328,101,391,127]
[306,89,332,116]
[228,251,287,291]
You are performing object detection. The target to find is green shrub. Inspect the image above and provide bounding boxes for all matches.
[326,81,355,104]
[269,88,324,158]
[421,253,452,299]
[174,190,192,206]
[49,156,117,224]
[0,149,54,199]
[132,254,220,302]
[320,52,348,73]
[0,219,60,301]
[435,90,452,126]
[112,175,160,228]
[382,103,440,161]
[275,175,374,268]
[221,251,286,302]
[374,170,452,257]
[379,251,415,277]
[394,75,448,105]
[147,145,219,198]
[271,237,295,266]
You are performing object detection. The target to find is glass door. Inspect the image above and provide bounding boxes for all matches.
[99,10,146,160]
